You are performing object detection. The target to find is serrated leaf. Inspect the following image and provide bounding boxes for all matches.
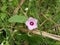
[8,15,28,23]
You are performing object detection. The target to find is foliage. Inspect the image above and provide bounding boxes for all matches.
[0,0,60,45]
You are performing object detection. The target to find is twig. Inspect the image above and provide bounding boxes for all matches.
[41,13,59,26]
[20,28,60,41]
[32,30,60,41]
[40,19,47,27]
[13,0,25,14]
[20,8,27,17]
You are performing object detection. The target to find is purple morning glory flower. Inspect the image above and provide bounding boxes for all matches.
[25,17,38,30]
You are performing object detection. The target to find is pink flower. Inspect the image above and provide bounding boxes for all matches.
[25,17,38,30]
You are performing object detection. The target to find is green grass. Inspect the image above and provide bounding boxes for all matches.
[0,0,60,45]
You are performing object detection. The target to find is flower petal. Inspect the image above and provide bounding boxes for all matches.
[25,17,38,30]
[28,26,34,30]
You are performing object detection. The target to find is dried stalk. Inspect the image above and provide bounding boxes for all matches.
[40,19,47,27]
[32,30,60,41]
[20,29,60,41]
[41,13,58,25]
[13,0,25,14]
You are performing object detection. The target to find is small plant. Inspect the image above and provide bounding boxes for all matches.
[0,0,60,45]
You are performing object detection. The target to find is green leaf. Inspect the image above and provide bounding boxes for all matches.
[1,5,7,12]
[0,13,7,20]
[1,40,10,45]
[4,41,10,45]
[45,13,51,17]
[8,15,28,23]
[12,0,18,6]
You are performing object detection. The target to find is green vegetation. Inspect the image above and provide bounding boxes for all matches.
[0,0,60,45]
